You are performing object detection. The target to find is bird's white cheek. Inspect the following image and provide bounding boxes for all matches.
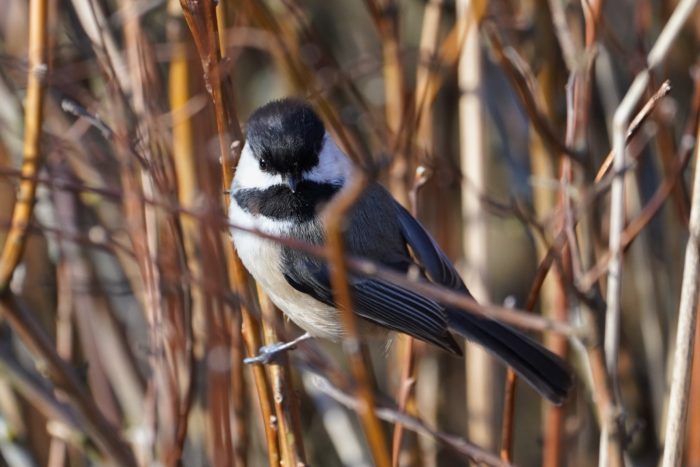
[232,144,283,190]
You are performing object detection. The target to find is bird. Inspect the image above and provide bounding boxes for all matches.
[228,97,573,404]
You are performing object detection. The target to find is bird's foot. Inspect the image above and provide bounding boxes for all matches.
[243,332,312,365]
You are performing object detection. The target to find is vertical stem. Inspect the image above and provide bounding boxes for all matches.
[498,369,517,462]
[166,3,203,463]
[0,0,48,292]
[604,68,636,424]
[457,0,496,452]
[326,173,391,467]
[602,96,627,466]
[46,261,72,467]
[391,337,417,467]
[409,4,443,462]
[414,0,443,142]
[179,2,280,464]
[543,158,572,467]
[603,0,699,461]
[661,118,700,467]
[391,171,428,467]
[541,67,583,467]
[365,0,409,205]
[600,70,650,467]
[0,295,135,464]
[258,285,307,467]
[686,300,700,466]
[214,5,249,466]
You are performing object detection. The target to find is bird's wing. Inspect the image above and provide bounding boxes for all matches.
[393,201,467,292]
[394,201,574,404]
[283,197,573,403]
[282,252,462,354]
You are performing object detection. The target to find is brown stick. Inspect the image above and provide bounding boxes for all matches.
[309,372,511,467]
[661,83,700,466]
[391,168,430,466]
[166,5,204,463]
[258,285,307,466]
[326,172,391,467]
[0,0,48,292]
[483,23,584,163]
[0,295,136,464]
[687,300,700,466]
[594,80,672,182]
[364,0,410,205]
[178,1,280,464]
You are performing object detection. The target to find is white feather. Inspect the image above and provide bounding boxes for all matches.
[229,136,348,339]
[232,143,284,190]
[229,133,388,341]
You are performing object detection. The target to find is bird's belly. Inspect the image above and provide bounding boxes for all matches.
[229,202,343,340]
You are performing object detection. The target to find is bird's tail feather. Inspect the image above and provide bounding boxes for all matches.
[447,309,573,405]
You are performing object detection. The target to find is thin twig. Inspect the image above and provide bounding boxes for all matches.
[413,0,444,154]
[0,163,579,338]
[594,80,672,182]
[498,367,517,463]
[364,0,410,205]
[547,0,578,72]
[258,285,307,466]
[483,23,585,164]
[457,0,502,454]
[541,71,579,467]
[179,1,280,464]
[603,0,697,464]
[47,261,74,467]
[392,167,430,466]
[0,347,86,449]
[0,295,135,464]
[580,136,696,291]
[582,0,605,48]
[325,171,391,467]
[166,4,201,463]
[307,372,510,467]
[661,97,700,467]
[0,0,48,292]
[70,0,131,92]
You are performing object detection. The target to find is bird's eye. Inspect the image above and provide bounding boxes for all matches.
[259,159,268,171]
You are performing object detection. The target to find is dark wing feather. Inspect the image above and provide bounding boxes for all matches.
[282,192,573,403]
[394,200,573,404]
[282,255,461,354]
[393,202,466,291]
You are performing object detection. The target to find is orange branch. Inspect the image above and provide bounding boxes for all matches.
[0,0,48,292]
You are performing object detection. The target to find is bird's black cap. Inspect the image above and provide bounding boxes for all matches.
[246,98,326,175]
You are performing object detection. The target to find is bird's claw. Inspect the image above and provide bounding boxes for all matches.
[244,343,290,365]
[243,333,312,365]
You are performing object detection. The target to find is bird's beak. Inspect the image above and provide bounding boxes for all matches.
[285,174,302,193]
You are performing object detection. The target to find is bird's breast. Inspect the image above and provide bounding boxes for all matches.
[229,195,344,340]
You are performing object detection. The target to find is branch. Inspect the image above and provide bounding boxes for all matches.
[325,171,391,467]
[306,372,510,467]
[661,81,700,467]
[0,295,135,464]
[178,1,279,464]
[0,0,48,292]
[603,0,698,464]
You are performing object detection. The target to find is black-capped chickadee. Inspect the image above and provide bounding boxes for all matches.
[229,98,573,404]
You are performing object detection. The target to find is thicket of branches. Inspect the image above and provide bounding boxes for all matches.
[0,0,699,466]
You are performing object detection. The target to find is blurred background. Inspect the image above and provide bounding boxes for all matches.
[0,0,699,465]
